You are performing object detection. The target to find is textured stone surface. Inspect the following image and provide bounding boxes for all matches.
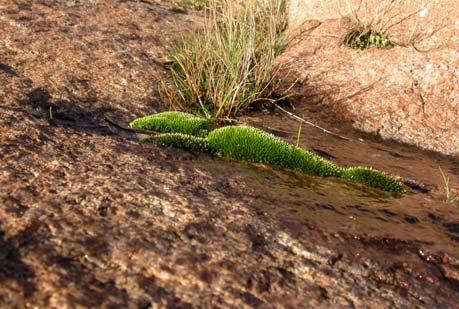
[1,1,459,308]
[286,0,459,155]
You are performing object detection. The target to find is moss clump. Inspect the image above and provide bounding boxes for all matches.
[142,133,212,153]
[129,111,210,136]
[134,116,404,193]
[342,167,404,194]
[345,29,393,50]
[207,126,403,192]
[207,126,342,177]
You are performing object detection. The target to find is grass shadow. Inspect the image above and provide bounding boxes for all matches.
[0,229,36,305]
[24,87,131,136]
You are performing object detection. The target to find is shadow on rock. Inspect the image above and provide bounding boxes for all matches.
[0,63,18,77]
[25,87,129,135]
[0,229,36,303]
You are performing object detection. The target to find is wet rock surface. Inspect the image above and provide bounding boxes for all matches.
[1,1,459,307]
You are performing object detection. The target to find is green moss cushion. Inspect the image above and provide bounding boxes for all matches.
[129,111,210,136]
[142,133,213,153]
[342,167,405,193]
[207,126,342,177]
[133,115,404,193]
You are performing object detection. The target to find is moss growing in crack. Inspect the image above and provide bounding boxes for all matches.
[345,29,393,50]
[129,111,210,136]
[142,133,212,153]
[342,167,405,194]
[207,126,342,177]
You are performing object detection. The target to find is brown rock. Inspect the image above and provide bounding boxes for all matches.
[1,1,459,308]
[440,265,459,283]
[286,0,459,156]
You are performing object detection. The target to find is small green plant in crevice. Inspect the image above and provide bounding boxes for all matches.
[439,166,459,204]
[162,0,288,120]
[129,111,211,136]
[48,106,55,125]
[344,28,393,49]
[131,112,404,193]
[342,0,431,50]
[295,121,303,147]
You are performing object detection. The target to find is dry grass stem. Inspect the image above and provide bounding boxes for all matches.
[343,0,435,49]
[162,0,288,120]
[439,166,459,204]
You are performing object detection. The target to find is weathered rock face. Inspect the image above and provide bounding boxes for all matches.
[1,1,459,308]
[287,0,459,156]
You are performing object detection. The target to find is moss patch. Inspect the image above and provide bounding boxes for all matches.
[345,29,393,50]
[129,111,210,136]
[342,167,404,193]
[208,126,342,177]
[142,133,212,153]
[134,115,404,193]
[209,126,403,193]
